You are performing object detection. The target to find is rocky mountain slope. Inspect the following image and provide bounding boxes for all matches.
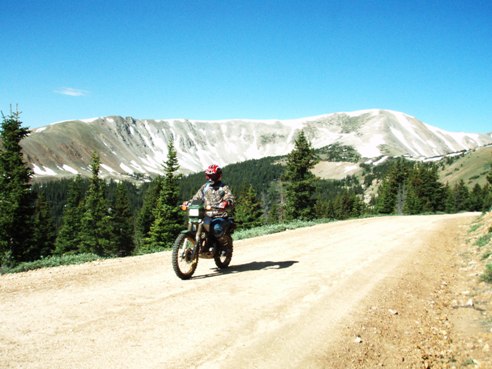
[21,109,492,181]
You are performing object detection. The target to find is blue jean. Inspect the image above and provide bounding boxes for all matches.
[204,217,231,238]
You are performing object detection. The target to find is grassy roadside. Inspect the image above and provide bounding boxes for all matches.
[0,253,102,275]
[452,210,492,367]
[467,212,492,283]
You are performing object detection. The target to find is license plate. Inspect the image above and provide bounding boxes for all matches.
[189,208,200,217]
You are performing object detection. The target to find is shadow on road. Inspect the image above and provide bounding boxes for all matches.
[195,260,299,279]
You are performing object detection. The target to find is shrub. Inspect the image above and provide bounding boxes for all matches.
[468,223,480,233]
[475,233,492,248]
[480,264,492,283]
[234,218,333,241]
[1,253,102,274]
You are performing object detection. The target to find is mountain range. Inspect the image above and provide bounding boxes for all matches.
[21,109,492,181]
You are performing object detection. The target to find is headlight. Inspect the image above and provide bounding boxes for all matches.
[189,208,200,217]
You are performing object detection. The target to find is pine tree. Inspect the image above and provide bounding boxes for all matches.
[452,180,470,212]
[375,179,396,214]
[332,191,364,220]
[80,152,116,256]
[409,163,444,212]
[487,160,492,186]
[443,183,456,213]
[484,156,492,211]
[146,139,183,250]
[55,175,86,255]
[0,110,35,266]
[332,192,347,220]
[314,197,331,219]
[266,202,281,224]
[263,181,285,224]
[375,159,445,215]
[482,184,492,212]
[469,183,485,212]
[112,182,135,256]
[395,183,409,215]
[135,177,163,249]
[31,191,56,259]
[235,184,263,229]
[403,183,421,215]
[283,131,319,220]
[375,159,412,214]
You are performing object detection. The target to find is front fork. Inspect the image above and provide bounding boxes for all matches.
[190,222,204,260]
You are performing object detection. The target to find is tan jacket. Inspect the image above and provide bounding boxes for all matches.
[191,181,235,217]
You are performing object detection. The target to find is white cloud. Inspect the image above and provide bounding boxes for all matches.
[54,87,89,97]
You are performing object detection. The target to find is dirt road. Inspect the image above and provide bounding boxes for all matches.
[0,213,479,368]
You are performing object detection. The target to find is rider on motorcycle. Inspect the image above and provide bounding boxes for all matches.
[187,164,235,248]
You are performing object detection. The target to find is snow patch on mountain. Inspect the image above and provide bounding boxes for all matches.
[345,109,377,117]
[62,165,78,174]
[32,164,56,176]
[390,126,418,156]
[101,164,116,173]
[120,163,133,174]
[81,117,100,124]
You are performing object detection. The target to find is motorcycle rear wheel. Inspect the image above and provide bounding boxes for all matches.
[172,233,198,280]
[214,241,233,269]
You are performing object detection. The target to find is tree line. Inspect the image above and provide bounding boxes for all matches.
[1,112,491,269]
[374,158,492,214]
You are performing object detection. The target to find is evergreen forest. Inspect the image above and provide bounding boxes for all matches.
[2,112,492,271]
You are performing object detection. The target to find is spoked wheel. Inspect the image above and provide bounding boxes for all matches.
[214,237,233,269]
[172,233,198,280]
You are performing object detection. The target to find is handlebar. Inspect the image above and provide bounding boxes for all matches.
[180,203,224,211]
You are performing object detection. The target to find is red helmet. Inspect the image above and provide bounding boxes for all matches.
[205,164,222,182]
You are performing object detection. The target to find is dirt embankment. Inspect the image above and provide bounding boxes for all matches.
[1,213,491,369]
[322,213,492,368]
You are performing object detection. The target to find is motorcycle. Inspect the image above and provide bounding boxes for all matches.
[172,200,234,280]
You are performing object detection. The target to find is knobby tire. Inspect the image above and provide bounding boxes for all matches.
[172,233,198,280]
[214,242,233,269]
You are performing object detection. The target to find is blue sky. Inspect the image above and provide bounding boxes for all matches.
[1,0,491,133]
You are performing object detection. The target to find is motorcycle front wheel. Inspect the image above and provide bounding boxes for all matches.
[172,233,198,280]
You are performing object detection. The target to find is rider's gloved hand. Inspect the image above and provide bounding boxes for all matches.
[218,201,229,209]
